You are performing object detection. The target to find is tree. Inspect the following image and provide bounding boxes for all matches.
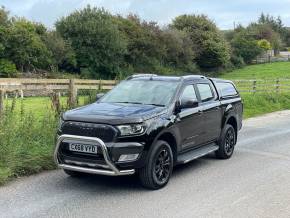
[171,14,230,70]
[258,13,284,35]
[42,31,77,72]
[231,30,263,64]
[114,14,166,73]
[56,6,127,79]
[0,6,9,27]
[5,19,52,72]
[161,28,196,70]
[248,23,282,55]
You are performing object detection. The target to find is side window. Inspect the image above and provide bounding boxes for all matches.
[216,82,238,97]
[180,85,197,102]
[197,83,214,102]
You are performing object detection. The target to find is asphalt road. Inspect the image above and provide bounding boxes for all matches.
[1,111,290,218]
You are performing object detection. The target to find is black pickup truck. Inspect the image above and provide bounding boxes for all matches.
[54,74,243,189]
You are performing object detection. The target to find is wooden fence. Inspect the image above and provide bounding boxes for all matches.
[0,78,117,93]
[1,78,290,95]
[0,78,117,110]
[1,78,290,112]
[233,79,290,93]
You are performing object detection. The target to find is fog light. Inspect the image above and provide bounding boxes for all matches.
[118,154,139,162]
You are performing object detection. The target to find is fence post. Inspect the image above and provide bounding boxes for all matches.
[253,80,257,93]
[0,89,4,115]
[68,79,77,108]
[276,79,280,93]
[99,80,102,91]
[51,92,61,114]
[19,90,24,99]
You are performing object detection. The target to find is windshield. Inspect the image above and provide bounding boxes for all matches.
[100,79,179,106]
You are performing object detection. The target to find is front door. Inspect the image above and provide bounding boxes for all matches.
[177,84,204,150]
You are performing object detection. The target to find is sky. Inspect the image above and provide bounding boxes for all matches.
[1,0,290,29]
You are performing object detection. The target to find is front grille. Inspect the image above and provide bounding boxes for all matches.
[61,121,118,142]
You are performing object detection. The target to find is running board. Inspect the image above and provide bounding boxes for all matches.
[177,144,219,164]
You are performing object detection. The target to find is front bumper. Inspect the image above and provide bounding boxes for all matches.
[54,134,143,176]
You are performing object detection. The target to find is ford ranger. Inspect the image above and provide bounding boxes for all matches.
[54,74,243,189]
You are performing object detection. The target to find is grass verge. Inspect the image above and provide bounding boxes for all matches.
[242,93,290,118]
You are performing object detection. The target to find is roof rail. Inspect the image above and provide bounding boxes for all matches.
[127,74,158,80]
[181,75,206,79]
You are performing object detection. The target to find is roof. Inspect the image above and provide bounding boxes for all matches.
[127,74,207,82]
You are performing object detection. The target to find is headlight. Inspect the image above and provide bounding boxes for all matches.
[116,124,146,136]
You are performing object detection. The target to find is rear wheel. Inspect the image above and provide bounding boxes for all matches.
[216,124,236,159]
[139,140,173,190]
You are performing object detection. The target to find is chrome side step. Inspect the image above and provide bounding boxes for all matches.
[177,144,219,164]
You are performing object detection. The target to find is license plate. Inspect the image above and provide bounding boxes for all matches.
[69,143,97,154]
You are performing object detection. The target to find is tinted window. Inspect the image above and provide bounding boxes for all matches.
[216,82,238,97]
[197,83,214,101]
[180,85,197,101]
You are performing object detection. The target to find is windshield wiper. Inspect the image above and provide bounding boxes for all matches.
[114,102,164,107]
[146,103,165,107]
[114,101,144,105]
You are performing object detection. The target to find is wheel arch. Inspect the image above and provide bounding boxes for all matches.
[155,131,178,165]
[225,116,238,140]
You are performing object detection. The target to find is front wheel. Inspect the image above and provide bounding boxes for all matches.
[216,124,236,159]
[138,140,173,190]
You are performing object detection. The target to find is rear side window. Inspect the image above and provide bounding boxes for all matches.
[196,83,214,101]
[216,82,238,97]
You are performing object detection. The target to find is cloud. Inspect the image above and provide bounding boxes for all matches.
[1,0,290,29]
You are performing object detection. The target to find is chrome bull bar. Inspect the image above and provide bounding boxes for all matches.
[54,134,135,176]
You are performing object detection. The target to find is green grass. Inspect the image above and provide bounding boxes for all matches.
[220,62,290,80]
[220,62,290,117]
[241,93,290,118]
[0,106,57,185]
[0,95,95,185]
[4,96,91,118]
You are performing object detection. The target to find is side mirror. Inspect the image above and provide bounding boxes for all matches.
[96,93,105,101]
[180,99,199,109]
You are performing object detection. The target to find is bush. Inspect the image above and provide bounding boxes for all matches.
[257,39,271,50]
[0,59,17,77]
[231,32,263,64]
[230,55,245,68]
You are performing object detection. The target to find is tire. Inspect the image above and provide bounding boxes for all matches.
[216,124,236,159]
[63,169,85,177]
[138,140,174,190]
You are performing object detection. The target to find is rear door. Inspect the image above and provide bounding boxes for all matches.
[196,82,222,143]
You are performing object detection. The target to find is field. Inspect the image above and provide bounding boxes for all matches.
[221,62,290,79]
[1,62,290,185]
